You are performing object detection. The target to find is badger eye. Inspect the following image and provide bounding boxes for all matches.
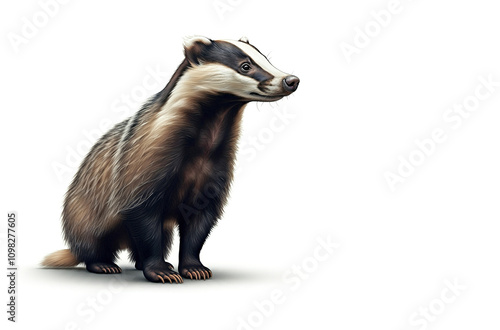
[240,62,251,72]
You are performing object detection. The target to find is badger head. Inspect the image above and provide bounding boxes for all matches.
[182,36,299,102]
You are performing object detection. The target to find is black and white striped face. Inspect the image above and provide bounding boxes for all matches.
[183,36,299,102]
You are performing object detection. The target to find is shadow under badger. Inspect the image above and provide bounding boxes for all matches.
[42,36,299,283]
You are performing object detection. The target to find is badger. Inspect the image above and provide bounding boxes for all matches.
[42,36,300,283]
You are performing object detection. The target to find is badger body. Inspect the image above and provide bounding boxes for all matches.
[43,36,299,283]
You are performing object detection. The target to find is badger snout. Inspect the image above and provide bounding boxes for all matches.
[282,75,300,93]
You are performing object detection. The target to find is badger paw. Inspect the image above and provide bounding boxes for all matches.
[179,264,212,280]
[143,262,183,284]
[86,262,122,274]
[135,260,173,271]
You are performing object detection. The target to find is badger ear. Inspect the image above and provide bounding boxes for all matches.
[183,36,212,65]
[239,36,249,44]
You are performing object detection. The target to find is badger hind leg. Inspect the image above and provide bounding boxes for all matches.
[83,248,122,274]
[73,231,123,275]
[86,262,122,274]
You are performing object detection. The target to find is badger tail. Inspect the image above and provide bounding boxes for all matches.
[41,249,80,268]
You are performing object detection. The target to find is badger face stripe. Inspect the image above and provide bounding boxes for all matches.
[196,41,273,87]
[182,38,297,102]
[221,39,288,79]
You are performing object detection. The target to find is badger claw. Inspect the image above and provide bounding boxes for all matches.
[86,262,122,275]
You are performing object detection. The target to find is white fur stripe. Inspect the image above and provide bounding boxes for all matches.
[222,39,287,78]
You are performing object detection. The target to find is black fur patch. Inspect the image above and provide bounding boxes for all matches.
[194,41,274,85]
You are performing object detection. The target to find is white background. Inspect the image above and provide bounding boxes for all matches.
[1,0,500,329]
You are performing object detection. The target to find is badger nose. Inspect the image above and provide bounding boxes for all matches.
[283,75,300,93]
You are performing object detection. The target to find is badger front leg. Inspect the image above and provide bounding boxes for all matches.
[132,226,174,272]
[123,202,183,283]
[178,212,216,280]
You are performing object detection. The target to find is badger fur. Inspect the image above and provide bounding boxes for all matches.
[42,36,300,283]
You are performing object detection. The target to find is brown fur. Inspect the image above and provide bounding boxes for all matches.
[41,249,80,267]
[58,79,244,264]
